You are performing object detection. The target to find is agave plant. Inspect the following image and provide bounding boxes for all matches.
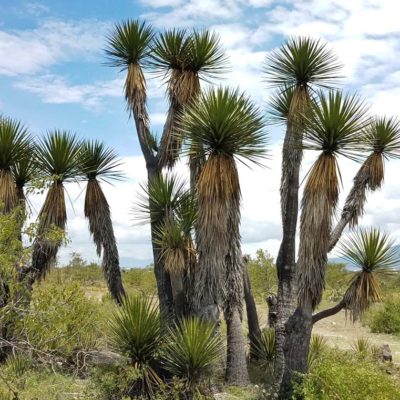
[330,117,400,250]
[109,295,163,398]
[307,334,327,370]
[30,130,81,280]
[297,90,370,308]
[150,28,227,169]
[163,317,222,397]
[80,140,126,304]
[250,328,276,370]
[182,86,267,384]
[352,337,371,355]
[0,116,31,213]
[339,228,399,321]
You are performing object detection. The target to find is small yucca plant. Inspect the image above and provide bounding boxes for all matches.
[308,334,327,370]
[162,317,222,397]
[352,338,371,355]
[109,295,163,398]
[250,328,276,370]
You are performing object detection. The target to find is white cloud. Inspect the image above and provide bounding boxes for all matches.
[0,19,107,76]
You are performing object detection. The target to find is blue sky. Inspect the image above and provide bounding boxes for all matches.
[1,0,400,266]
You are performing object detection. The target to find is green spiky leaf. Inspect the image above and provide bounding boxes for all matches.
[302,90,370,160]
[264,36,343,88]
[80,140,123,182]
[182,87,268,164]
[105,19,154,68]
[35,130,82,182]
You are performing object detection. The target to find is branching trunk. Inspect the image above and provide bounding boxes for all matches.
[312,299,345,324]
[329,155,373,252]
[274,105,303,392]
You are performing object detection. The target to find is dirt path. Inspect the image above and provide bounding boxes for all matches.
[254,303,400,363]
[313,309,400,363]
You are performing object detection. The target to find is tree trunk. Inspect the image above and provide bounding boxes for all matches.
[274,117,302,392]
[170,273,185,317]
[225,307,249,385]
[243,263,261,357]
[147,166,174,317]
[279,302,313,398]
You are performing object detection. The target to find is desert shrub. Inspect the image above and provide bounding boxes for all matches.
[246,250,277,301]
[293,349,400,400]
[13,282,101,369]
[368,297,400,335]
[163,318,222,398]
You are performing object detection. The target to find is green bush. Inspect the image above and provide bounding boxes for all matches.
[368,298,400,335]
[14,282,101,368]
[293,349,400,400]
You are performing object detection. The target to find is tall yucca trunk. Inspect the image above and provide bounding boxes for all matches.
[127,63,174,316]
[329,152,383,250]
[31,181,66,281]
[224,180,249,385]
[274,86,308,391]
[193,154,235,322]
[0,170,18,213]
[297,153,339,308]
[84,179,126,304]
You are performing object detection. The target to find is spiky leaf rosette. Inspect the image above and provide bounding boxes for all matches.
[0,117,31,212]
[264,36,343,90]
[105,20,153,116]
[297,91,370,308]
[80,140,126,304]
[340,228,399,321]
[182,87,267,312]
[31,131,81,279]
[150,29,227,104]
[151,29,228,168]
[12,149,39,202]
[363,116,400,190]
[109,295,163,397]
[163,317,222,392]
[134,173,187,227]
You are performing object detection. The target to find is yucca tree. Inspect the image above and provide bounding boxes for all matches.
[135,174,189,316]
[80,140,126,304]
[297,91,369,308]
[150,29,227,170]
[105,19,175,314]
[264,38,342,390]
[0,117,31,213]
[30,131,81,281]
[330,116,400,249]
[182,87,267,385]
[154,191,197,316]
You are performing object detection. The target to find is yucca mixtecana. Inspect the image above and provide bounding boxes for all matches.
[134,174,194,316]
[264,38,343,390]
[30,130,81,281]
[80,140,126,304]
[150,29,227,170]
[297,90,370,309]
[330,116,400,250]
[0,116,31,213]
[339,228,399,321]
[182,86,267,385]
